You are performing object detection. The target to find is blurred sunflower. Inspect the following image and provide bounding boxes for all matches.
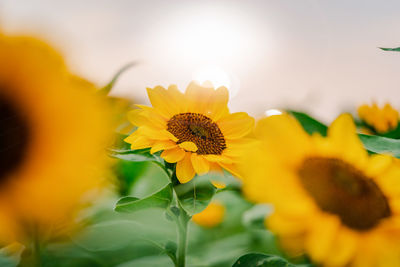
[192,201,225,228]
[358,102,399,133]
[0,34,112,244]
[243,113,400,267]
[125,82,255,183]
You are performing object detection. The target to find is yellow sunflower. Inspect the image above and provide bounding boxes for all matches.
[125,82,255,183]
[243,113,400,267]
[192,200,225,228]
[358,102,399,133]
[0,34,112,244]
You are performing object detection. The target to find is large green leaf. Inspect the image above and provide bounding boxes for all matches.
[359,134,400,158]
[115,183,173,213]
[175,174,217,216]
[380,47,400,52]
[233,253,310,267]
[287,111,327,136]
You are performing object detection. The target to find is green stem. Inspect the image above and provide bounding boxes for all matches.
[32,233,42,267]
[19,225,42,267]
[169,168,190,267]
[176,202,189,267]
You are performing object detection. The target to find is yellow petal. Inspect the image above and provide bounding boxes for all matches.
[161,147,186,163]
[150,140,177,154]
[217,112,255,139]
[328,113,368,167]
[147,85,183,117]
[365,154,393,178]
[178,141,198,152]
[203,154,234,164]
[306,214,340,263]
[209,86,230,121]
[211,180,226,189]
[184,81,229,119]
[191,154,210,175]
[192,201,225,227]
[140,127,178,142]
[326,227,358,267]
[255,114,310,164]
[124,135,153,150]
[176,154,196,183]
[218,162,242,178]
[127,109,147,126]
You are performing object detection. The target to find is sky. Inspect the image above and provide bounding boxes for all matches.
[1,0,400,122]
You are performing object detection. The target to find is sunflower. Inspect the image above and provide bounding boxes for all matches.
[192,201,225,228]
[243,113,400,267]
[124,82,255,183]
[358,102,399,133]
[0,34,112,244]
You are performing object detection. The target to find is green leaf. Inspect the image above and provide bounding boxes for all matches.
[175,174,217,216]
[359,134,400,158]
[379,47,400,52]
[233,253,310,267]
[98,62,137,95]
[115,183,173,213]
[164,241,177,264]
[287,110,327,136]
[108,147,164,164]
[114,160,148,196]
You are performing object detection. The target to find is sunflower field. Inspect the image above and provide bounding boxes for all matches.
[2,13,400,267]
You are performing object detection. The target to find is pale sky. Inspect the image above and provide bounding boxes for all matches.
[1,0,400,122]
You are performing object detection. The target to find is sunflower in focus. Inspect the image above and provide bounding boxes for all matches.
[0,34,112,244]
[125,82,255,183]
[243,113,400,267]
[358,102,399,133]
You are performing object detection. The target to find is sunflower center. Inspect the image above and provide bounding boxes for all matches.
[298,157,391,231]
[167,112,226,155]
[0,93,30,182]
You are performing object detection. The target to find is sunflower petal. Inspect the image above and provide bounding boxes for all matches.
[255,114,310,163]
[306,215,340,262]
[176,154,196,183]
[217,112,254,139]
[178,141,198,152]
[218,162,241,178]
[146,85,184,118]
[150,140,177,154]
[161,147,185,163]
[191,154,210,175]
[124,135,153,150]
[127,109,147,126]
[328,114,368,166]
[185,81,229,119]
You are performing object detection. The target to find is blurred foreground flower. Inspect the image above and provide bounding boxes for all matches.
[0,34,112,248]
[358,102,399,133]
[243,113,400,267]
[192,201,225,228]
[125,82,255,183]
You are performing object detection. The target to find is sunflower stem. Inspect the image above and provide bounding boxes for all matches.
[32,232,42,267]
[176,201,189,267]
[170,168,190,267]
[19,225,42,267]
